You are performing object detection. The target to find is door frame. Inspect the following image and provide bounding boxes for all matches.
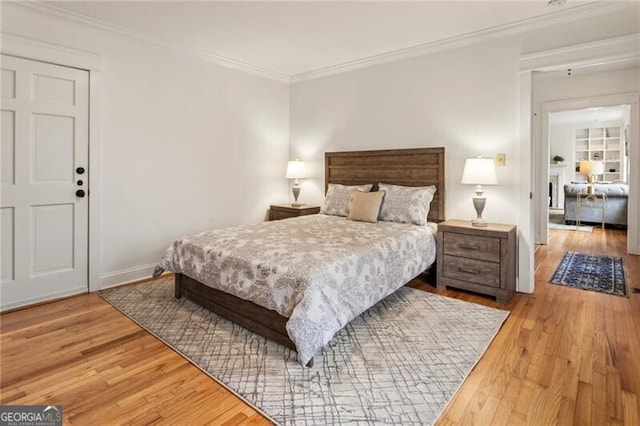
[1,33,103,292]
[538,95,638,247]
[517,34,640,294]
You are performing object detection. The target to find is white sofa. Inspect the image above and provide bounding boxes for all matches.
[563,183,628,226]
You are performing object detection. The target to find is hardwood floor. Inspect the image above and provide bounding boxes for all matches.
[423,225,640,425]
[1,226,638,425]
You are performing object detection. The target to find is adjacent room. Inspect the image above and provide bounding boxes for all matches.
[1,1,639,425]
[547,105,631,232]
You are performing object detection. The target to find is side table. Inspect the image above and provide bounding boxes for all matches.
[269,204,320,221]
[576,192,606,229]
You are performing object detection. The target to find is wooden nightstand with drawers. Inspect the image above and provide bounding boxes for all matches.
[436,219,517,304]
[269,204,320,221]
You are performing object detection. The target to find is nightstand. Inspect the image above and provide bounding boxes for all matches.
[436,219,517,303]
[269,204,320,221]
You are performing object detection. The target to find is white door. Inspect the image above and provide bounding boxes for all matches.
[1,55,89,311]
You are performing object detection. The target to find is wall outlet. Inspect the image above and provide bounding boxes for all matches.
[496,153,506,167]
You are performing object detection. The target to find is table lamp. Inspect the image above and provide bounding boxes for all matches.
[579,160,604,194]
[461,156,498,227]
[286,159,307,206]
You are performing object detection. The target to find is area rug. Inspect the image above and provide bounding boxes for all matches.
[101,278,509,425]
[550,251,626,297]
[548,222,593,232]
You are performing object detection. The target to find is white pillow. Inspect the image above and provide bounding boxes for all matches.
[321,183,373,217]
[378,183,436,226]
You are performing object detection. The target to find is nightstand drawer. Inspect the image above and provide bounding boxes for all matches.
[443,232,500,263]
[442,255,500,287]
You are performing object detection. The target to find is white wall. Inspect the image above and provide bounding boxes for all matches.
[534,68,640,104]
[549,123,574,170]
[290,8,639,292]
[291,37,523,225]
[1,4,290,286]
[549,122,574,207]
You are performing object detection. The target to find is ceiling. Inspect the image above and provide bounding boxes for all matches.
[40,1,603,79]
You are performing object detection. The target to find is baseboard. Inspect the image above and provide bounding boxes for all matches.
[100,263,157,289]
[1,286,86,312]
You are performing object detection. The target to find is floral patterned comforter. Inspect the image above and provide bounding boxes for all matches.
[155,214,436,365]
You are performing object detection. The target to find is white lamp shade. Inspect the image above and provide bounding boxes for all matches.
[579,160,604,175]
[461,157,497,185]
[286,160,307,179]
[578,161,589,174]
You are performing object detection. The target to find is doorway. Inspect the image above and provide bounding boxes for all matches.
[1,54,90,310]
[546,105,631,235]
[518,36,639,295]
[535,90,639,252]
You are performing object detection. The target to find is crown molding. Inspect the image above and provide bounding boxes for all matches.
[519,33,640,72]
[5,0,290,84]
[290,2,637,83]
[5,0,636,85]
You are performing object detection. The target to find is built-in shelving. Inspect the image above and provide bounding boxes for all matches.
[574,126,624,182]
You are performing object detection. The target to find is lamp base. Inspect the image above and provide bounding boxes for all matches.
[292,183,301,206]
[291,202,303,207]
[471,196,488,227]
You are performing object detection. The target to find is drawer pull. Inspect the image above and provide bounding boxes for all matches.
[459,244,479,250]
[458,267,480,275]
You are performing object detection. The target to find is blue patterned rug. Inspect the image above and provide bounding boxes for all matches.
[551,251,626,297]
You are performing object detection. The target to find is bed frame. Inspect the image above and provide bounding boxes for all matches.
[175,147,446,365]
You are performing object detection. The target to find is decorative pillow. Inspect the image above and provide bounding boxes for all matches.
[378,183,436,225]
[321,183,373,217]
[347,190,385,223]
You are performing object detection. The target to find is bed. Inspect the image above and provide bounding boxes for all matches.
[155,147,445,366]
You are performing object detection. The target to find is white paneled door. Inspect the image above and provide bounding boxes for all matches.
[1,55,89,310]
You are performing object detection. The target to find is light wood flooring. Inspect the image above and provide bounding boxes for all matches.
[1,225,638,425]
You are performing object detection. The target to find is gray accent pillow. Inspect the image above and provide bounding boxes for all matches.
[347,190,385,223]
[378,183,436,226]
[321,183,373,217]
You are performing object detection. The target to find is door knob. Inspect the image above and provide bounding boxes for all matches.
[76,189,86,197]
[76,167,85,175]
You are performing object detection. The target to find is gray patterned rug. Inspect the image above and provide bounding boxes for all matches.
[101,277,509,425]
[551,251,627,297]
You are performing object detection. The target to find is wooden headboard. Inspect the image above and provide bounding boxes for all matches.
[325,147,445,222]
